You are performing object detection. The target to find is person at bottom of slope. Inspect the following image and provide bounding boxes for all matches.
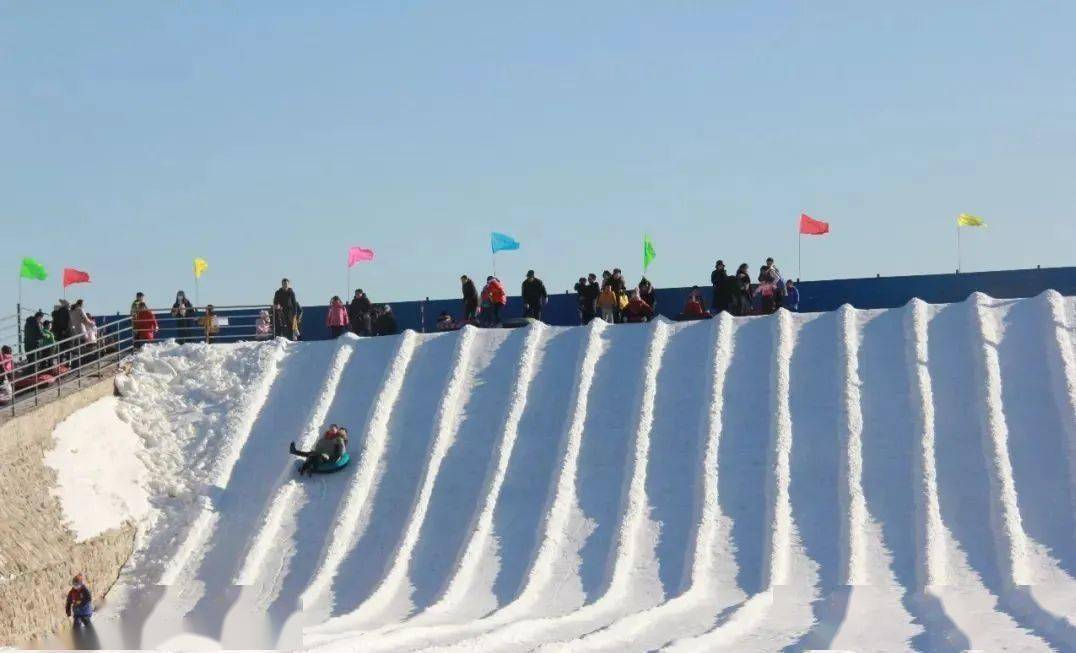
[65,573,93,627]
[290,425,348,476]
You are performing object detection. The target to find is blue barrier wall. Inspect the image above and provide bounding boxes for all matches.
[288,266,1076,341]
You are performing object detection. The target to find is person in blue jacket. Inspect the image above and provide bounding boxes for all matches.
[290,425,348,475]
[65,573,93,627]
[785,280,800,311]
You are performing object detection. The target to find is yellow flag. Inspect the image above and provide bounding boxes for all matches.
[193,258,208,278]
[957,213,985,227]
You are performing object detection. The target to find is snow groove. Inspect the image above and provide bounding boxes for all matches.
[1043,291,1076,523]
[426,323,546,616]
[236,337,356,588]
[904,299,947,587]
[838,305,869,586]
[342,326,478,627]
[968,295,1031,585]
[763,309,795,588]
[301,331,419,610]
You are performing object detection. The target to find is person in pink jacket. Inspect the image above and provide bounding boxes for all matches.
[326,296,349,338]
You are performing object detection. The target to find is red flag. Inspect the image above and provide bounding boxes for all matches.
[799,213,830,235]
[62,268,91,288]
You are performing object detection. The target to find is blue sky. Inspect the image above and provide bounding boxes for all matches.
[3,1,1074,316]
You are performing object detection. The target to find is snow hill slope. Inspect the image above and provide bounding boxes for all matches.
[65,291,1076,651]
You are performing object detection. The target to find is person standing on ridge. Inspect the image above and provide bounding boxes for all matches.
[711,260,729,314]
[574,274,599,324]
[198,304,221,343]
[375,305,398,336]
[130,292,146,318]
[133,302,159,344]
[171,291,194,343]
[461,275,479,323]
[326,296,349,338]
[785,279,800,311]
[273,278,301,340]
[65,573,93,627]
[521,270,548,321]
[347,289,372,336]
[480,276,507,327]
[597,284,618,323]
[638,278,656,312]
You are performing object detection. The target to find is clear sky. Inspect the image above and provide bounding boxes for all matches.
[3,1,1074,317]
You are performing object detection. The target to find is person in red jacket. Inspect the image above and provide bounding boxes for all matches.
[624,292,654,323]
[480,276,507,327]
[65,573,93,627]
[133,302,159,343]
[326,296,349,338]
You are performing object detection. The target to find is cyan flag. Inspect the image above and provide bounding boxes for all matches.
[491,232,521,254]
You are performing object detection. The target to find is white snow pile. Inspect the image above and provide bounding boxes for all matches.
[102,340,282,597]
[45,396,151,541]
[40,293,1076,652]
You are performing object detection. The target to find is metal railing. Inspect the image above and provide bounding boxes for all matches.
[1,304,273,418]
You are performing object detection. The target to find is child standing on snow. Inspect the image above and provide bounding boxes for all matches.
[65,573,93,627]
[326,296,349,338]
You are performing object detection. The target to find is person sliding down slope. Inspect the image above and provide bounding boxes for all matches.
[290,425,349,476]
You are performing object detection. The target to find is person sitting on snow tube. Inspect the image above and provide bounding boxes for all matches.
[290,425,349,476]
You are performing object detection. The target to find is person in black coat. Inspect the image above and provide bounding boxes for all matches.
[574,274,600,324]
[375,305,398,336]
[272,278,301,340]
[170,291,194,343]
[521,270,548,321]
[461,275,479,322]
[719,273,741,316]
[710,260,729,314]
[347,289,373,336]
[52,300,72,356]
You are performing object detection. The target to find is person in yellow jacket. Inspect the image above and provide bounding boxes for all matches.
[597,286,618,323]
[198,305,221,343]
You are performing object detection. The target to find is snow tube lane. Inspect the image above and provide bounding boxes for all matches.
[325,325,486,631]
[926,299,1054,651]
[562,315,739,653]
[333,326,590,652]
[306,330,467,631]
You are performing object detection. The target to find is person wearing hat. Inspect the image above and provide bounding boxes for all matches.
[521,270,548,321]
[710,260,729,314]
[65,573,94,627]
[347,289,373,336]
[460,275,479,323]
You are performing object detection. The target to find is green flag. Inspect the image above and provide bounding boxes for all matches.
[643,234,656,271]
[19,257,48,281]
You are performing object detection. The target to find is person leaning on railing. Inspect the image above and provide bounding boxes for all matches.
[171,291,194,343]
[133,302,159,345]
[198,305,221,343]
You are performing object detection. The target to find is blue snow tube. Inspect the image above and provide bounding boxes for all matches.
[307,451,351,474]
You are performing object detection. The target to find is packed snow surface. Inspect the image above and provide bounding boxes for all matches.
[53,292,1076,651]
[46,397,150,541]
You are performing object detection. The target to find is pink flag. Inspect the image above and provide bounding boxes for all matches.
[348,246,375,267]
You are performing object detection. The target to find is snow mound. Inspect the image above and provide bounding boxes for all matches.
[51,295,1076,651]
[46,396,150,541]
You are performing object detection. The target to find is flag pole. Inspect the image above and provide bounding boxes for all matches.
[492,251,497,278]
[798,232,802,281]
[956,222,961,273]
[195,275,200,307]
[347,251,351,299]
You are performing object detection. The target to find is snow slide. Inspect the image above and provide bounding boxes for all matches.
[48,292,1076,651]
